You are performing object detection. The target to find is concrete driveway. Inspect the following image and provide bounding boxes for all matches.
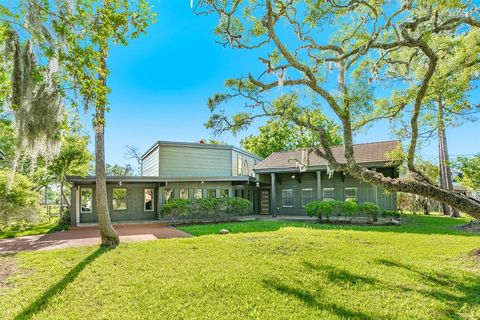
[0,224,191,255]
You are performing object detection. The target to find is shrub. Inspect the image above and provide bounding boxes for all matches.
[381,210,401,221]
[0,170,41,226]
[305,200,336,221]
[161,199,190,222]
[342,200,359,222]
[359,201,380,223]
[161,197,252,222]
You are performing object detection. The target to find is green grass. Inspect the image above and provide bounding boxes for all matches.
[0,222,62,239]
[1,214,479,319]
[178,213,475,237]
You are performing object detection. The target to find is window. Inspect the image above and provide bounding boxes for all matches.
[80,188,92,213]
[112,188,127,210]
[323,188,335,201]
[237,155,243,176]
[243,159,249,176]
[194,189,203,199]
[220,189,229,198]
[282,189,293,207]
[164,188,174,202]
[179,189,189,199]
[208,189,217,198]
[301,188,313,207]
[144,189,154,211]
[345,187,358,201]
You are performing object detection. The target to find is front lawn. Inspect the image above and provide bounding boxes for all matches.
[178,213,475,236]
[1,214,479,319]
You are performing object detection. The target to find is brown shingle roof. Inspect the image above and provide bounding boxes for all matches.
[254,140,401,172]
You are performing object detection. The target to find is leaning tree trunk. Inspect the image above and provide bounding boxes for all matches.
[437,97,460,217]
[94,52,119,247]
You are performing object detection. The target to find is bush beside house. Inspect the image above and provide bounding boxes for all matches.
[161,197,253,223]
[0,170,42,227]
[306,200,400,224]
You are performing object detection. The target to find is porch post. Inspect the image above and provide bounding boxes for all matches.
[270,173,276,217]
[316,171,322,201]
[70,184,77,227]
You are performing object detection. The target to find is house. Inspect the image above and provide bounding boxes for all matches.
[67,140,399,226]
[254,141,400,215]
[68,140,263,226]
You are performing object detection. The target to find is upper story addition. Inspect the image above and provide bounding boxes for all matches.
[140,140,262,178]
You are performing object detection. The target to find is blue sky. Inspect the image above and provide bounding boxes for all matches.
[80,0,480,168]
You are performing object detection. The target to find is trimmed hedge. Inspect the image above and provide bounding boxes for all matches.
[306,200,399,223]
[160,197,253,223]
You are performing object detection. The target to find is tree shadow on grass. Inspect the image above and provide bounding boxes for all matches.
[375,258,480,318]
[15,246,112,320]
[262,278,374,319]
[302,261,377,286]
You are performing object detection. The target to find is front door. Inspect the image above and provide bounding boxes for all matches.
[260,190,270,215]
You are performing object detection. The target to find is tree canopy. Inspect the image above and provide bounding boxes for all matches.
[197,0,480,218]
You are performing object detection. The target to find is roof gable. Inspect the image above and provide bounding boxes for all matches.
[254,140,401,172]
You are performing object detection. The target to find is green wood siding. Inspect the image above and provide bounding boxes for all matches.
[259,169,397,215]
[158,145,232,177]
[142,147,159,176]
[78,183,158,223]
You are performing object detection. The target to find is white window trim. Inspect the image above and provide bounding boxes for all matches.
[282,189,294,208]
[179,188,189,200]
[80,187,93,214]
[301,188,313,207]
[112,188,128,211]
[144,188,155,212]
[344,187,358,201]
[323,187,335,201]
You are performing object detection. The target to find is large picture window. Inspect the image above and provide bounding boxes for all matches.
[282,189,293,207]
[179,189,189,199]
[80,188,92,213]
[112,188,127,210]
[301,188,313,207]
[194,189,203,199]
[220,189,229,198]
[323,188,335,201]
[144,189,154,211]
[164,188,174,202]
[208,189,217,198]
[345,187,358,201]
[237,155,243,176]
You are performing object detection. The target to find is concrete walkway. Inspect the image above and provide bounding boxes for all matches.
[0,224,191,255]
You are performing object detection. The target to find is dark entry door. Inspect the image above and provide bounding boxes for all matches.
[260,190,270,214]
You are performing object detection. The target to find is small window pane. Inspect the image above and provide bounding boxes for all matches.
[144,189,154,211]
[237,155,243,176]
[112,188,127,210]
[323,188,335,201]
[208,189,217,198]
[164,188,174,202]
[301,188,313,207]
[179,189,189,199]
[81,188,92,213]
[345,187,358,201]
[194,189,203,199]
[220,189,229,198]
[282,189,293,207]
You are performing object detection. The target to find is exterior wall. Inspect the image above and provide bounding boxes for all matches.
[75,183,158,223]
[142,147,159,176]
[232,150,259,177]
[258,168,397,215]
[158,145,232,177]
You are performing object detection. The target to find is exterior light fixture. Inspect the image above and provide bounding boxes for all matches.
[291,174,296,179]
[256,182,260,188]
[119,181,122,186]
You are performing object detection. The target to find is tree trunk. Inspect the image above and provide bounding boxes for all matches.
[95,52,119,247]
[348,165,480,220]
[437,97,460,217]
